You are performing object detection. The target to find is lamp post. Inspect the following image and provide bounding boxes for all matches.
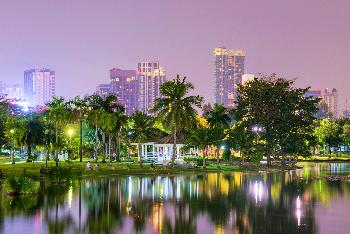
[10,129,15,164]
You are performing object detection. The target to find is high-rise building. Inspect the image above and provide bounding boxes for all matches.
[322,88,338,118]
[214,46,245,108]
[24,68,55,107]
[96,62,166,115]
[304,90,322,99]
[137,61,166,113]
[0,82,24,100]
[109,68,139,115]
[96,84,111,97]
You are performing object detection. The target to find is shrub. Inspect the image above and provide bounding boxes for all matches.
[47,167,76,183]
[5,176,36,195]
[184,157,203,166]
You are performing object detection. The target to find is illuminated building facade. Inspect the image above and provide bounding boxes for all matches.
[24,68,55,106]
[0,82,24,100]
[322,88,338,118]
[96,62,166,115]
[214,46,245,108]
[109,68,139,115]
[137,61,166,114]
[304,90,322,99]
[95,83,111,97]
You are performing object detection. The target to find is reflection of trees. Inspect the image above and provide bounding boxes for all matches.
[1,166,350,233]
[81,178,123,234]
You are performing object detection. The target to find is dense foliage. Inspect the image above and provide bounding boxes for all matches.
[0,73,347,167]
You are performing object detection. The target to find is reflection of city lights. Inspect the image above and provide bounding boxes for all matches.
[128,177,132,202]
[253,181,264,204]
[296,196,302,226]
[68,186,73,209]
[176,180,181,200]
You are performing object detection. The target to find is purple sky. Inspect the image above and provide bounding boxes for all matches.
[1,0,349,109]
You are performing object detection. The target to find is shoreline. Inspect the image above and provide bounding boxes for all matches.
[0,159,349,179]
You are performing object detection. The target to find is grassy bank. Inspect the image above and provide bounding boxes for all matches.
[299,155,350,162]
[0,160,247,179]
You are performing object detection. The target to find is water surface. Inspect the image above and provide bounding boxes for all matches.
[2,162,350,234]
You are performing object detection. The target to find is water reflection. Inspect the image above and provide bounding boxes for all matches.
[1,163,350,233]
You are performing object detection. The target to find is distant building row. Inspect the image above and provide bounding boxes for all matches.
[305,89,338,118]
[96,61,166,115]
[0,68,56,108]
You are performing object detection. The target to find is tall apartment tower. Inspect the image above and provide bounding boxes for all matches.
[322,88,338,118]
[24,68,55,106]
[109,68,139,115]
[214,46,245,108]
[137,61,166,113]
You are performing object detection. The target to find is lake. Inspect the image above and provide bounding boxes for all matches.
[2,162,350,234]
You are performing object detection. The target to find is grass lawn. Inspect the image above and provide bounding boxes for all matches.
[0,157,244,178]
[299,154,350,161]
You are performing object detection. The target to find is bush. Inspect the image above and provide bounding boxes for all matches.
[5,176,36,195]
[184,157,203,166]
[47,167,76,183]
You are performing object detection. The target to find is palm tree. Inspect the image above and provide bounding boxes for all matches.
[47,97,69,166]
[130,111,154,163]
[110,110,127,162]
[86,95,104,161]
[87,94,124,162]
[68,96,88,162]
[152,75,203,165]
[41,112,56,167]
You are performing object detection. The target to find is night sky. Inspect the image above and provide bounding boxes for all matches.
[1,0,349,108]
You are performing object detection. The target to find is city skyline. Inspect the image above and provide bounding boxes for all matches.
[1,0,349,108]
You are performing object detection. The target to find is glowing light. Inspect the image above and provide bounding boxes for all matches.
[68,129,74,136]
[68,186,73,208]
[296,196,302,226]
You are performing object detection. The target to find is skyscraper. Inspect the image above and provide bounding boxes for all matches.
[214,46,245,108]
[109,68,139,115]
[24,68,55,107]
[96,62,166,115]
[322,88,338,118]
[137,61,166,113]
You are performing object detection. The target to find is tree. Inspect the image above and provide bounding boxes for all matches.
[25,114,44,162]
[185,127,213,168]
[205,104,231,165]
[234,74,319,166]
[226,120,257,161]
[5,116,26,164]
[47,97,69,166]
[86,94,123,162]
[68,96,88,162]
[341,121,350,146]
[152,75,203,166]
[110,110,127,162]
[314,118,341,155]
[130,111,154,163]
[0,96,10,150]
